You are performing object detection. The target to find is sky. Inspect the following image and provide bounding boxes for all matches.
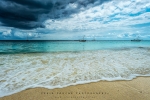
[0,0,150,40]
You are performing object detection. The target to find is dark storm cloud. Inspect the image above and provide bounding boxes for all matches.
[0,0,111,29]
[0,0,53,29]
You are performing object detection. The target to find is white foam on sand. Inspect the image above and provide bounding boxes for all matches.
[0,48,150,97]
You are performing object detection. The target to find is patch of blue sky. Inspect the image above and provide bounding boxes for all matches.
[131,22,150,28]
[145,8,150,12]
[109,14,119,18]
[129,12,143,17]
[102,17,121,24]
[102,14,122,23]
[110,17,121,21]
[129,8,150,17]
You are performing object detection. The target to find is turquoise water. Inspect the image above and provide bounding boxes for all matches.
[0,40,150,53]
[0,40,150,97]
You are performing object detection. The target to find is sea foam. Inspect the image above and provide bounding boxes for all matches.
[0,48,150,97]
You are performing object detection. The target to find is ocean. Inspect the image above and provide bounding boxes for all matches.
[0,40,150,97]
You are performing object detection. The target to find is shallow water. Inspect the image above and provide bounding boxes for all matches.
[0,40,150,53]
[0,40,150,97]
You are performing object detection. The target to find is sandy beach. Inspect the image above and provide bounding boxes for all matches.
[0,77,150,100]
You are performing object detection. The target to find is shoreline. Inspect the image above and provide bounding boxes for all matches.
[0,77,150,100]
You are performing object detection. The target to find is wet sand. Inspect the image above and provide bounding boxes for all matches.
[0,77,150,100]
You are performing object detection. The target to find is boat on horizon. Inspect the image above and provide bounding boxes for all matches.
[79,40,86,42]
[131,36,141,42]
[79,35,86,42]
[131,39,141,41]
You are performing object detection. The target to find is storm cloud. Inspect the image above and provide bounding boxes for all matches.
[0,0,111,29]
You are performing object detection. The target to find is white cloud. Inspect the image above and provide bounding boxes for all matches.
[45,0,150,32]
[14,31,25,38]
[2,30,12,36]
[1,0,150,40]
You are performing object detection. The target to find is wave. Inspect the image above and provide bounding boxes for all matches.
[0,48,150,97]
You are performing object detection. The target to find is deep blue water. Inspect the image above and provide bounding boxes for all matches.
[0,40,150,53]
